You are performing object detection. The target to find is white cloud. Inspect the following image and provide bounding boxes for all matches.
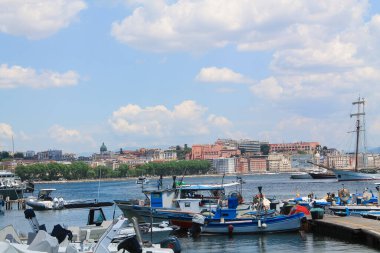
[207,115,232,127]
[0,123,14,139]
[111,0,367,52]
[196,67,252,84]
[0,0,87,39]
[109,100,232,138]
[250,77,283,99]
[49,125,95,145]
[271,39,362,71]
[0,64,80,89]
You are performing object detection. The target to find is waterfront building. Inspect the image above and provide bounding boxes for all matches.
[212,158,236,174]
[25,151,35,159]
[37,150,63,161]
[93,143,113,160]
[267,153,292,172]
[62,153,76,161]
[249,158,267,173]
[191,143,240,160]
[238,140,264,154]
[367,154,380,167]
[162,149,177,160]
[269,141,319,154]
[215,139,238,148]
[325,154,352,169]
[191,144,222,160]
[236,157,249,173]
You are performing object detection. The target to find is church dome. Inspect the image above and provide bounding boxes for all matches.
[100,142,107,153]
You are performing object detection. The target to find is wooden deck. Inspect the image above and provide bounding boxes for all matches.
[311,214,380,249]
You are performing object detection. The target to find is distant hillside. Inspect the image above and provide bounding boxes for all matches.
[368,147,380,154]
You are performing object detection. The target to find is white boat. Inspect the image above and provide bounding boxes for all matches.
[136,176,150,184]
[332,98,380,181]
[0,209,179,253]
[26,189,65,210]
[0,170,34,200]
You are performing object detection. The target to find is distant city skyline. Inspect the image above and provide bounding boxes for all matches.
[1,1,380,154]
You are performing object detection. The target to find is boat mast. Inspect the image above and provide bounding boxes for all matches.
[351,98,365,172]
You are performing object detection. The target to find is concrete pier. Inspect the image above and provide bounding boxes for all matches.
[310,215,380,249]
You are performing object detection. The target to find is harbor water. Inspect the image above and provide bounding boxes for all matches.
[0,173,379,252]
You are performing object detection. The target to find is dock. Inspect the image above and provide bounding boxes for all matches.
[310,214,380,249]
[3,197,26,210]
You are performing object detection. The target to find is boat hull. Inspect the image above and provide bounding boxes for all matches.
[290,173,312,179]
[25,200,61,210]
[115,200,179,223]
[201,213,304,234]
[308,173,336,179]
[333,169,380,181]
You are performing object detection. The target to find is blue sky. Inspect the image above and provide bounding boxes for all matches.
[1,0,380,154]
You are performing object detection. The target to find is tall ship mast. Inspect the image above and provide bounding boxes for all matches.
[332,97,380,181]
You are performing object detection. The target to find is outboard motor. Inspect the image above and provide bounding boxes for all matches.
[117,235,142,253]
[160,236,181,253]
[24,209,46,233]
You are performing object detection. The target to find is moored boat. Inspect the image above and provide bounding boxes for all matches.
[26,189,113,210]
[332,98,380,181]
[196,212,305,234]
[0,170,34,200]
[115,176,247,228]
[191,187,306,235]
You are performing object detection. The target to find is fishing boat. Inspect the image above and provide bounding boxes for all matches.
[329,185,380,215]
[191,187,305,235]
[115,176,247,228]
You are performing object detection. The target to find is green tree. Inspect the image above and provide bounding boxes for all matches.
[14,152,24,159]
[260,144,270,155]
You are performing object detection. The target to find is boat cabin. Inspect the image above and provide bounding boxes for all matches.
[37,189,56,201]
[144,184,228,213]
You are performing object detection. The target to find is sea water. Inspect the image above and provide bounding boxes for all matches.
[0,174,378,252]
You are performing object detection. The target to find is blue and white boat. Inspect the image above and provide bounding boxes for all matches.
[115,177,247,229]
[191,187,305,235]
[197,212,305,234]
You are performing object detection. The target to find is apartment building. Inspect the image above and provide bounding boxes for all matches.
[270,142,319,154]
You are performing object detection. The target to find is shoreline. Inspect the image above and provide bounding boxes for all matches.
[31,172,294,184]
